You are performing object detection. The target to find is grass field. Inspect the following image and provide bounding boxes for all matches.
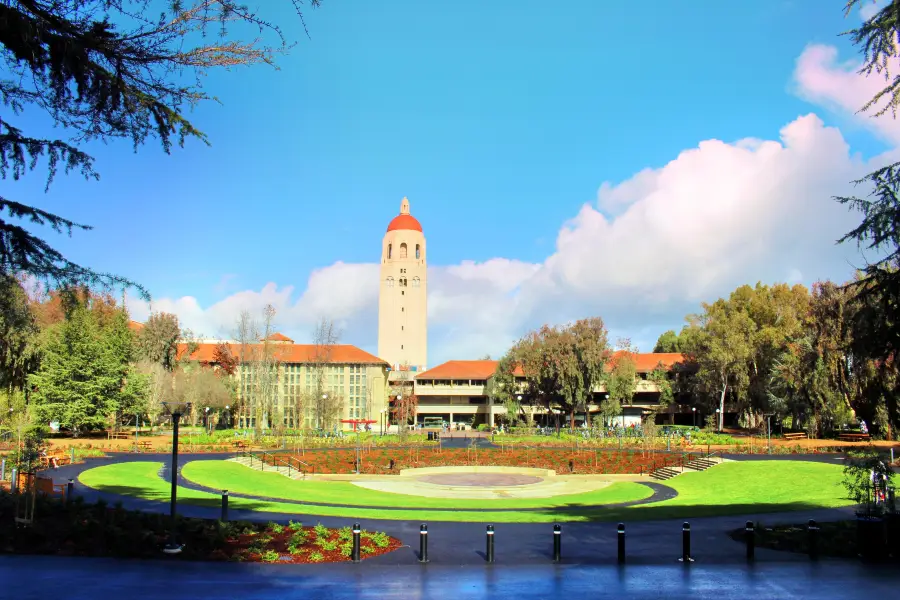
[78,459,853,523]
[180,460,653,509]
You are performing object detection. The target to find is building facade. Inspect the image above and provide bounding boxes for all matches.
[412,354,693,428]
[377,197,428,375]
[179,336,390,430]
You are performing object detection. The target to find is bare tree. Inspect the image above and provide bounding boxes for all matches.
[390,362,417,439]
[309,317,341,430]
[135,359,175,426]
[233,309,257,427]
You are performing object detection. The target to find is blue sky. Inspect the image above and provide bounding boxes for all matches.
[9,0,895,361]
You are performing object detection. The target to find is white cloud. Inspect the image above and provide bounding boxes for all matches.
[794,43,900,142]
[859,0,887,22]
[130,44,895,365]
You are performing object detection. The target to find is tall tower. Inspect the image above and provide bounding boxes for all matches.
[378,197,427,373]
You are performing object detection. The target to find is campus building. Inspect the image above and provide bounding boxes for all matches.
[178,335,391,430]
[134,197,701,431]
[411,354,692,429]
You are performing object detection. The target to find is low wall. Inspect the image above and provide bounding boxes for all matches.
[398,466,556,477]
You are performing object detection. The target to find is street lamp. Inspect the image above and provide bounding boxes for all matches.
[225,405,230,429]
[161,401,192,555]
[322,394,328,432]
[691,406,696,428]
[715,408,721,432]
[380,409,386,436]
[204,407,210,435]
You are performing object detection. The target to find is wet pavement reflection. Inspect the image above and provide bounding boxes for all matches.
[1,555,897,600]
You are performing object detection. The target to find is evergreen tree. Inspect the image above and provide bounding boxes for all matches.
[0,1,321,293]
[28,304,131,434]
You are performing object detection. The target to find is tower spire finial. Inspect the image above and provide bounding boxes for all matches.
[400,197,410,215]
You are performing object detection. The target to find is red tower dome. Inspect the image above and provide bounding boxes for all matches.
[386,197,422,232]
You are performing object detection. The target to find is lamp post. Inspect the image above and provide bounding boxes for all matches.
[204,407,210,436]
[380,409,386,436]
[322,394,328,432]
[225,405,230,429]
[692,406,696,428]
[715,408,721,432]
[161,401,191,555]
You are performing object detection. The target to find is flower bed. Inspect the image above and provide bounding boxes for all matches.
[0,493,400,563]
[263,447,684,475]
[224,521,401,563]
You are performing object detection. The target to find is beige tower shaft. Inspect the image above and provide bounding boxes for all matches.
[377,197,427,373]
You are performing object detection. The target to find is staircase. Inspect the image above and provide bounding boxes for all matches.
[650,466,680,481]
[231,455,308,480]
[650,455,722,480]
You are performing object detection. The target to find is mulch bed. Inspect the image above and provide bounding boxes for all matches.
[222,523,402,563]
[268,447,682,475]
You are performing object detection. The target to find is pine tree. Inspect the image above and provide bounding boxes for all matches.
[28,304,131,434]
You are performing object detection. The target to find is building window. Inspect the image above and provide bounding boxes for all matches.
[401,307,404,312]
[399,243,408,259]
[386,276,394,287]
[416,244,421,259]
[401,326,404,331]
[401,345,404,349]
[401,268,406,274]
[412,276,420,288]
[388,244,392,259]
[401,291,404,295]
[399,278,407,287]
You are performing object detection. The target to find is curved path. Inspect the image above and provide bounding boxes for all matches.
[45,452,858,566]
[67,452,678,513]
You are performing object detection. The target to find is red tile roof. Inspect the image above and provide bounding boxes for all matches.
[387,214,423,233]
[264,333,294,343]
[416,360,499,380]
[416,353,685,380]
[178,342,388,365]
[128,321,144,333]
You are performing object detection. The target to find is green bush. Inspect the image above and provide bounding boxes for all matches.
[261,550,280,562]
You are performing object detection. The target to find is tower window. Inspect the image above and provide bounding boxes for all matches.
[399,278,407,287]
[388,244,392,259]
[401,345,404,349]
[385,277,394,288]
[412,276,420,288]
[416,244,421,259]
[401,326,404,331]
[401,307,404,312]
[399,243,408,259]
[401,291,404,295]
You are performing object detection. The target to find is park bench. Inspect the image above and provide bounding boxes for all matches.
[782,432,808,441]
[40,449,72,469]
[0,473,66,498]
[838,433,871,442]
[135,440,153,452]
[107,431,131,441]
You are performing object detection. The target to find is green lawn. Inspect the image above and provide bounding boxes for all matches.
[78,459,854,523]
[180,460,652,509]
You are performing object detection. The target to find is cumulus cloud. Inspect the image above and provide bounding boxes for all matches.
[130,43,896,365]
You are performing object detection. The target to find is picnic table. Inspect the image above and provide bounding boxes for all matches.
[108,431,131,440]
[838,432,871,442]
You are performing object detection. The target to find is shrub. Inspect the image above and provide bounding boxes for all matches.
[313,523,329,538]
[261,550,280,562]
[309,551,325,562]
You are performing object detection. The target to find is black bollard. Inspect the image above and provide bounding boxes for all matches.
[221,490,229,522]
[10,468,17,493]
[680,522,693,562]
[419,524,429,563]
[808,519,819,560]
[352,523,361,563]
[568,460,574,473]
[66,479,74,505]
[1,458,5,481]
[745,521,755,561]
[486,525,495,563]
[389,459,395,470]
[618,523,626,564]
[552,524,561,562]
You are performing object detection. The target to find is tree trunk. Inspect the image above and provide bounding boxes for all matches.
[718,382,727,432]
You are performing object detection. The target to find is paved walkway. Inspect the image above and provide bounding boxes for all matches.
[1,555,897,599]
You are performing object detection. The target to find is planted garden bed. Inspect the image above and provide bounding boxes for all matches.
[263,447,684,475]
[0,492,399,563]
